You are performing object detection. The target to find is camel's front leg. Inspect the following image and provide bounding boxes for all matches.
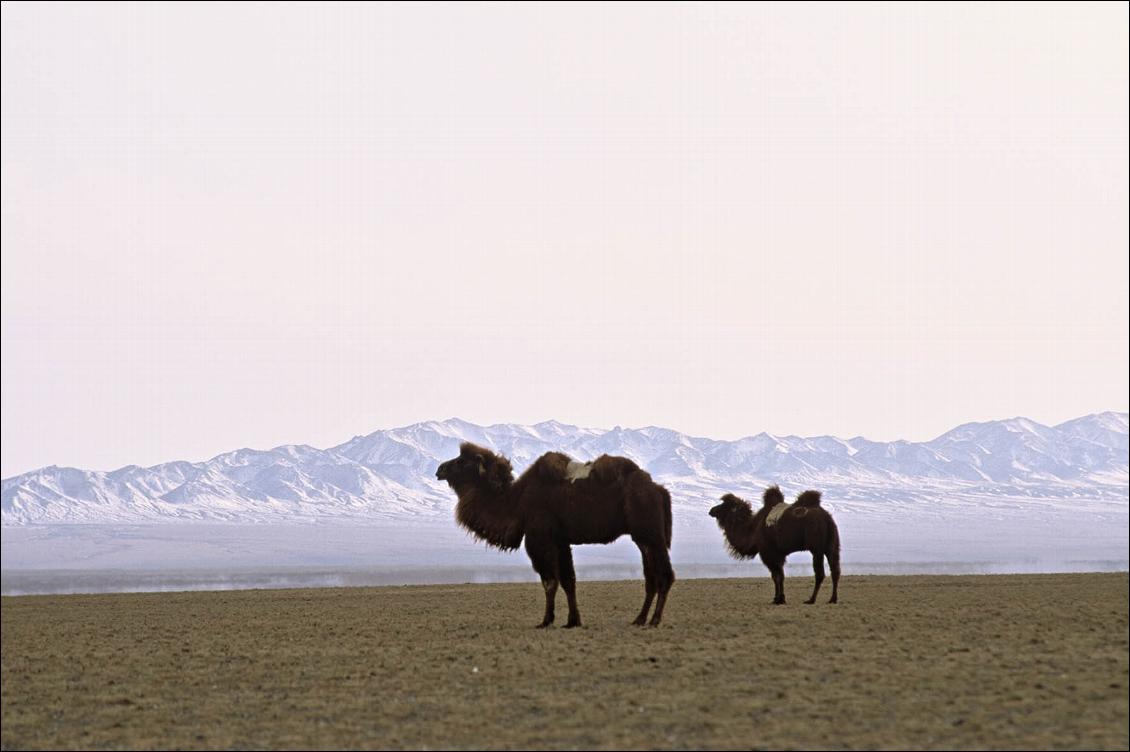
[558,546,581,628]
[527,537,560,628]
[538,578,558,628]
[768,563,786,605]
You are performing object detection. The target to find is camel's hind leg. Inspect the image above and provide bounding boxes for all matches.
[828,548,841,604]
[626,479,675,627]
[647,545,675,626]
[558,546,582,628]
[805,551,825,604]
[632,544,656,626]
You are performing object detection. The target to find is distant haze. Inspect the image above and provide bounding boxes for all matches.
[2,3,1127,477]
[4,414,1127,585]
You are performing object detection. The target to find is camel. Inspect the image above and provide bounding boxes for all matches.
[709,486,840,604]
[436,442,674,627]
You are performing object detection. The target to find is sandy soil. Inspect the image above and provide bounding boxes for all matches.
[2,573,1127,750]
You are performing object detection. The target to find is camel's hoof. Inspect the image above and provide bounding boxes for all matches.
[535,622,553,629]
[804,599,816,605]
[773,600,786,606]
[828,598,838,604]
[564,621,582,629]
[631,619,646,627]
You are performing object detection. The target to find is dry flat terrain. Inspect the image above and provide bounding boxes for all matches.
[2,573,1127,750]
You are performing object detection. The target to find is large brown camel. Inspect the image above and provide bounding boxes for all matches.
[436,442,674,627]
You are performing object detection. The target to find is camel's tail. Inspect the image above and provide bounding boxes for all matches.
[796,490,823,507]
[826,515,841,566]
[661,486,673,550]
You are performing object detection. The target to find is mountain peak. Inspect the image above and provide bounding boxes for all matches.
[1056,411,1129,431]
[3,413,1126,525]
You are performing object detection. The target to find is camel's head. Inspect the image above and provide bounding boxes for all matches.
[435,442,514,492]
[709,493,752,523]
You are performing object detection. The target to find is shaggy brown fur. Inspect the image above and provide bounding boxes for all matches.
[709,486,841,605]
[436,442,675,627]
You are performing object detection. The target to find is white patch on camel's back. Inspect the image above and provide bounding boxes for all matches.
[564,460,593,483]
[766,503,792,527]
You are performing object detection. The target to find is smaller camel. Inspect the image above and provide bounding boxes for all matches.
[709,486,840,604]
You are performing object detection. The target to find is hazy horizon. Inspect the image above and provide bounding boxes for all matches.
[3,3,1127,477]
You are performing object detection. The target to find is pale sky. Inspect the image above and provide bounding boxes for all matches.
[2,2,1128,477]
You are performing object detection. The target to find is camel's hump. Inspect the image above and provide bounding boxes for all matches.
[531,452,639,484]
[795,490,823,507]
[530,452,573,480]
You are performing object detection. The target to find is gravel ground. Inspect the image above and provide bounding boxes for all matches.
[2,572,1127,750]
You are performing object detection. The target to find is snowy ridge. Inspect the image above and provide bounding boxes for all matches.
[3,413,1127,525]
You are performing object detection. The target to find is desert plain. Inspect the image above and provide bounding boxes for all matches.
[2,572,1127,750]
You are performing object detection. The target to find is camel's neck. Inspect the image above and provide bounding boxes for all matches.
[718,513,760,559]
[452,481,523,551]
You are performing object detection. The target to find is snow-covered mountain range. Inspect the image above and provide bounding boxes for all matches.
[3,413,1127,525]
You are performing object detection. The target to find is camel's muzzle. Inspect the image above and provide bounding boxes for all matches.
[436,461,451,481]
